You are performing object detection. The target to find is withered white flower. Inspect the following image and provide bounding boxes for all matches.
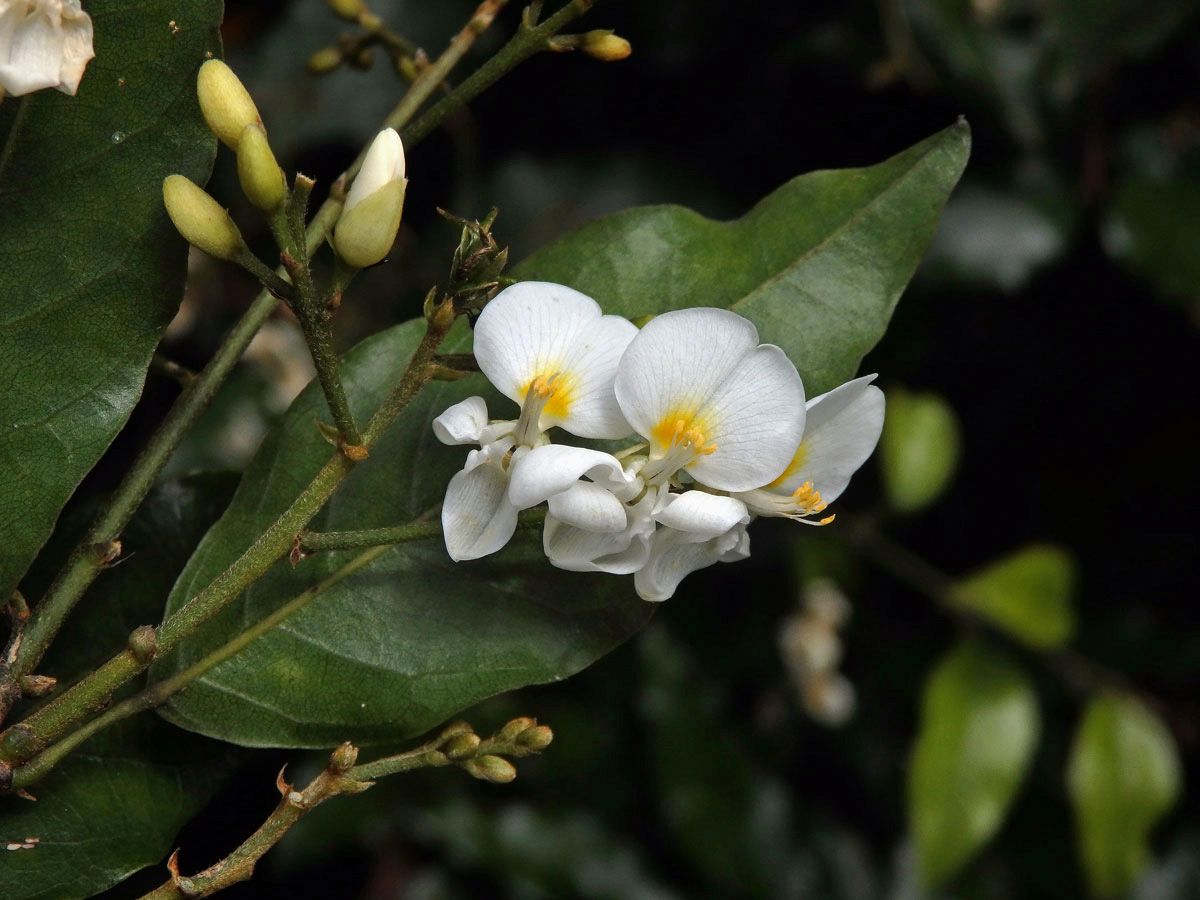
[0,0,94,98]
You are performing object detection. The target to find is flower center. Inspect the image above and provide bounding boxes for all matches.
[641,416,718,484]
[514,373,567,445]
[791,481,834,525]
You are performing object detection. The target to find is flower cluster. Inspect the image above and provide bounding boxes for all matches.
[434,281,885,601]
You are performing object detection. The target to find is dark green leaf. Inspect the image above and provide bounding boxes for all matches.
[516,121,971,397]
[908,640,1039,888]
[1067,692,1182,899]
[950,544,1077,649]
[0,0,222,599]
[152,320,655,748]
[153,124,968,748]
[0,474,245,900]
[879,386,961,514]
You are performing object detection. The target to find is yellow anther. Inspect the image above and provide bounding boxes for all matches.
[529,374,555,398]
[699,442,718,456]
[819,514,836,525]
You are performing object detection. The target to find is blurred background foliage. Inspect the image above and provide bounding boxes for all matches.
[94,0,1199,897]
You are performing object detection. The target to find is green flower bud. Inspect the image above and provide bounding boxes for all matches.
[197,59,263,150]
[332,128,407,269]
[444,732,481,759]
[516,724,553,751]
[307,46,344,75]
[326,0,366,22]
[237,124,287,212]
[465,755,517,784]
[581,30,632,62]
[498,717,537,741]
[163,175,245,261]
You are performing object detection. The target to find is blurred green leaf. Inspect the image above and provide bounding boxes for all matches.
[640,626,800,898]
[0,474,244,900]
[1103,176,1200,304]
[950,544,1077,649]
[1068,691,1182,899]
[0,0,222,600]
[908,639,1040,889]
[414,798,683,900]
[879,386,961,513]
[517,121,971,397]
[153,320,655,748]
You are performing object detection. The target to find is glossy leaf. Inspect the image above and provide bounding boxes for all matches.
[516,120,971,397]
[0,475,244,900]
[908,640,1039,888]
[951,544,1077,649]
[1068,692,1182,899]
[880,386,961,514]
[0,0,223,599]
[152,320,655,748]
[153,124,968,748]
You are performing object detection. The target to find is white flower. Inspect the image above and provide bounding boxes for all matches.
[613,307,806,491]
[342,127,406,213]
[733,375,884,524]
[633,491,752,601]
[434,282,638,561]
[0,0,94,97]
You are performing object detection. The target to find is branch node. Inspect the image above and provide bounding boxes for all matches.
[127,626,158,664]
[92,540,122,566]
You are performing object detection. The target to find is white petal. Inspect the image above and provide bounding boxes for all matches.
[53,2,93,95]
[432,396,489,445]
[780,376,885,504]
[615,308,760,445]
[473,282,602,408]
[344,128,405,212]
[0,11,65,95]
[547,481,628,532]
[654,491,750,540]
[687,343,806,492]
[545,314,638,438]
[634,527,731,602]
[507,444,628,510]
[543,516,651,574]
[441,462,518,561]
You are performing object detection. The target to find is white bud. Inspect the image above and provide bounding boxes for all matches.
[332,128,408,269]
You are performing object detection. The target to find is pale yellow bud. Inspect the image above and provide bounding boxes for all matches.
[326,0,366,22]
[464,755,517,784]
[162,175,245,261]
[197,59,263,150]
[332,128,407,268]
[307,46,343,75]
[581,30,632,62]
[236,124,287,212]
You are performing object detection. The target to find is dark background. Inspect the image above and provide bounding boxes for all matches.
[98,0,1200,897]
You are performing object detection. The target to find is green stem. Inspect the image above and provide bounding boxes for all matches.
[292,301,364,450]
[0,0,513,724]
[12,545,392,789]
[299,507,544,555]
[0,94,32,183]
[402,0,596,148]
[0,303,454,768]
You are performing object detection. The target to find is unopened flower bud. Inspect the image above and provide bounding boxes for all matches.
[163,175,246,261]
[197,59,263,150]
[329,741,359,772]
[332,128,407,269]
[444,732,481,759]
[237,124,287,212]
[516,724,553,751]
[307,46,344,75]
[464,755,516,783]
[350,48,375,70]
[581,30,631,62]
[498,717,536,741]
[326,0,366,21]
